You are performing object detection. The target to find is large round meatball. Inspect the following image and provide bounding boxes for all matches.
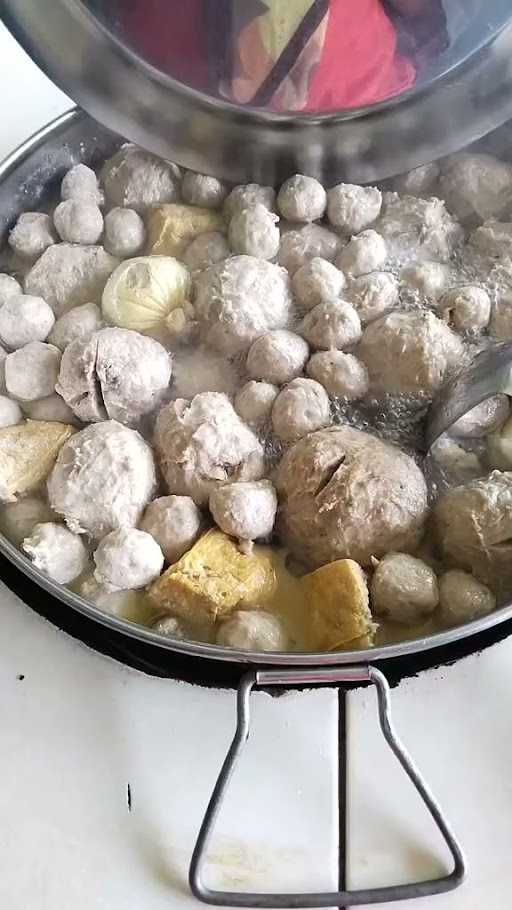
[47,420,157,538]
[358,310,463,395]
[194,256,292,354]
[272,378,330,443]
[276,426,428,569]
[247,330,309,385]
[154,392,265,506]
[370,552,439,625]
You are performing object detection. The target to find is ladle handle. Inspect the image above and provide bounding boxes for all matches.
[189,665,466,907]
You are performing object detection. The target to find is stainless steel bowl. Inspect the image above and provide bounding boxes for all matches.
[2,107,512,667]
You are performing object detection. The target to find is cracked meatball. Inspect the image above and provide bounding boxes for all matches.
[440,286,491,334]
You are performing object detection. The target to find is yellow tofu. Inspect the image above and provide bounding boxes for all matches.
[148,529,276,627]
[0,420,75,502]
[301,558,376,650]
[146,204,225,258]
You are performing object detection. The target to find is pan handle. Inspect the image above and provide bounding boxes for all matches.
[189,665,466,908]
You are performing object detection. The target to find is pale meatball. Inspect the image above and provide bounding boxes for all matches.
[101,145,180,212]
[0,274,21,307]
[182,171,228,209]
[358,310,463,396]
[9,212,56,259]
[487,415,512,469]
[61,163,104,205]
[452,394,509,439]
[5,342,61,401]
[292,257,345,310]
[194,256,292,354]
[439,152,512,223]
[152,615,188,639]
[228,204,280,260]
[76,573,147,621]
[22,393,76,425]
[93,527,164,591]
[209,479,277,541]
[272,378,330,443]
[47,420,157,538]
[56,328,171,425]
[370,552,439,625]
[53,200,104,245]
[103,207,146,258]
[440,286,491,333]
[217,610,287,651]
[276,426,428,569]
[141,495,203,563]
[0,496,55,547]
[183,231,230,271]
[430,436,483,482]
[0,395,22,428]
[301,300,361,351]
[0,343,6,393]
[306,351,369,399]
[223,183,275,219]
[278,223,341,275]
[277,175,326,223]
[348,271,399,325]
[235,380,278,427]
[336,230,387,277]
[327,183,382,234]
[438,570,496,626]
[470,220,512,258]
[247,330,309,385]
[393,162,440,197]
[48,302,103,350]
[433,470,512,595]
[171,347,237,400]
[376,192,463,261]
[22,521,89,584]
[154,392,265,506]
[0,294,55,349]
[401,262,450,300]
[25,244,119,316]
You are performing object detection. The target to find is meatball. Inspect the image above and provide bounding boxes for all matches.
[276,426,428,569]
[194,255,292,354]
[358,311,463,396]
[154,392,265,506]
[271,378,330,443]
[440,286,491,333]
[348,271,399,325]
[393,163,440,197]
[216,610,287,651]
[336,230,387,277]
[141,495,203,563]
[452,394,509,439]
[306,351,369,399]
[101,145,180,212]
[401,262,450,300]
[183,231,230,272]
[103,207,146,258]
[182,171,228,209]
[0,294,55,349]
[5,342,61,401]
[209,479,277,541]
[0,343,6,393]
[247,330,309,385]
[292,257,345,310]
[0,495,55,547]
[22,393,76,425]
[327,183,382,234]
[0,274,21,307]
[47,420,157,538]
[61,163,104,205]
[152,615,188,639]
[93,527,164,591]
[301,300,361,351]
[0,395,22,428]
[277,175,327,223]
[228,204,280,260]
[235,380,278,427]
[48,302,103,351]
[56,328,171,425]
[278,223,341,275]
[376,192,463,261]
[433,470,512,595]
[438,570,496,626]
[439,152,512,223]
[487,415,512,469]
[25,244,119,316]
[53,199,104,246]
[470,220,512,258]
[430,436,483,482]
[9,212,56,259]
[223,183,275,219]
[370,552,439,625]
[22,521,89,584]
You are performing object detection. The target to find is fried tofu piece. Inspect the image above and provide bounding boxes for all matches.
[0,420,75,503]
[146,204,225,258]
[301,558,376,650]
[148,529,276,628]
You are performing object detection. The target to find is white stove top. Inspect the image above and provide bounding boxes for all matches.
[1,22,511,909]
